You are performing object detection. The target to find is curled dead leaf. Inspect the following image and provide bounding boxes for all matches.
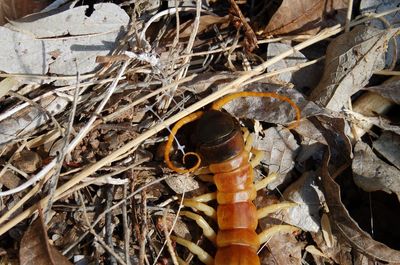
[253,126,299,189]
[373,131,400,169]
[310,25,398,111]
[20,208,73,265]
[282,171,322,233]
[0,0,51,26]
[322,147,400,263]
[352,141,400,201]
[263,0,348,36]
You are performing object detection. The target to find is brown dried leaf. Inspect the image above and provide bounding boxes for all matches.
[257,196,305,265]
[259,231,303,265]
[266,43,321,89]
[0,170,22,189]
[373,131,400,169]
[310,25,398,111]
[253,126,299,189]
[0,0,51,26]
[283,172,323,232]
[165,174,200,194]
[20,210,73,265]
[363,79,400,104]
[322,145,400,263]
[12,149,42,174]
[352,141,400,200]
[164,15,229,40]
[263,0,348,36]
[311,230,353,264]
[222,85,324,125]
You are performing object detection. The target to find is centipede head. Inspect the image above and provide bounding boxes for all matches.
[193,110,244,164]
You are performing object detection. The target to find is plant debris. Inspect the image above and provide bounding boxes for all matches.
[0,1,400,265]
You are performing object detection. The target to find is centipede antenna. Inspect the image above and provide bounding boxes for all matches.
[164,111,204,173]
[211,91,301,129]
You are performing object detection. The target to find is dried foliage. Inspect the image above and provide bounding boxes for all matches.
[0,1,400,265]
[263,0,348,36]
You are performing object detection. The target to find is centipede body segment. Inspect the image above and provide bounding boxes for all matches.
[164,92,301,265]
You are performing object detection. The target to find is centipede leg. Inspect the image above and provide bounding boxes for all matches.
[183,199,217,219]
[180,211,216,243]
[250,148,264,168]
[192,192,217,203]
[254,172,278,191]
[171,236,214,265]
[257,201,297,220]
[258,225,300,245]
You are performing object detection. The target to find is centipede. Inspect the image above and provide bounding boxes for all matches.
[164,91,301,265]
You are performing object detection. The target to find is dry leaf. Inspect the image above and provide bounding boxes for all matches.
[352,141,400,201]
[0,3,129,76]
[20,210,73,265]
[263,0,348,36]
[311,229,352,264]
[5,4,129,38]
[321,213,333,248]
[0,170,22,189]
[259,231,303,265]
[373,132,400,169]
[253,126,299,189]
[222,85,323,125]
[266,43,320,89]
[360,0,400,66]
[283,172,322,232]
[305,245,329,259]
[363,79,400,104]
[12,149,42,174]
[164,15,229,40]
[310,25,398,111]
[0,0,51,26]
[257,195,305,265]
[180,72,237,94]
[322,146,400,263]
[0,94,69,145]
[164,174,200,194]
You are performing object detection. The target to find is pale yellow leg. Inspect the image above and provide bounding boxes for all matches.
[180,211,216,243]
[250,148,264,168]
[171,236,214,265]
[243,131,265,167]
[258,225,300,244]
[244,129,253,152]
[257,201,297,220]
[183,199,217,220]
[254,172,278,191]
[242,127,250,142]
[192,192,216,203]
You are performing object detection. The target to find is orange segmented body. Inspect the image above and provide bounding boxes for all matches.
[164,92,301,265]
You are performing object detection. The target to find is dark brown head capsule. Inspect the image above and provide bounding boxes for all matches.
[193,110,244,164]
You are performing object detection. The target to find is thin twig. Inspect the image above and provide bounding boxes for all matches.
[2,5,399,234]
[0,59,130,197]
[163,208,179,265]
[62,175,169,255]
[44,70,80,223]
[139,190,148,265]
[122,183,131,265]
[345,0,354,32]
[78,191,127,265]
